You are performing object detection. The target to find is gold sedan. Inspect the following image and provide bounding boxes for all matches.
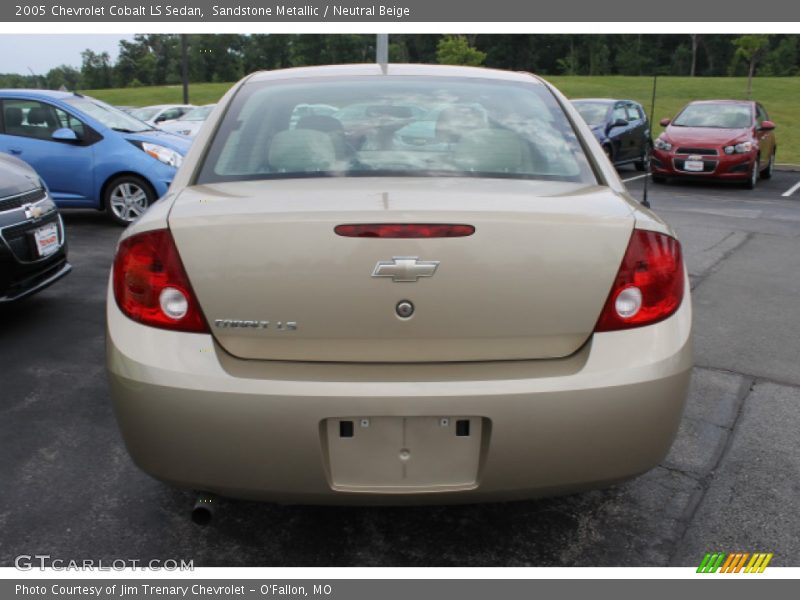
[106,64,691,505]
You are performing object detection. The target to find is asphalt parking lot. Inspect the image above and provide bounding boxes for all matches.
[2,168,800,567]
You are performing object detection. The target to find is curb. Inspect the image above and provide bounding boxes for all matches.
[775,163,800,172]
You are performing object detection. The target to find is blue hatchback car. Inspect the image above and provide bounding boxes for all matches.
[571,98,651,171]
[0,90,190,225]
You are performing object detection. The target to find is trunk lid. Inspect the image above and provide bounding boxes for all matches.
[168,177,635,362]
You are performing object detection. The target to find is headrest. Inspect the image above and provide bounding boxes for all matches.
[26,107,48,126]
[5,107,23,127]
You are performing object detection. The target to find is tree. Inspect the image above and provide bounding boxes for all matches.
[243,34,292,73]
[761,36,799,76]
[587,36,611,75]
[46,65,81,91]
[436,35,486,67]
[690,35,702,76]
[732,35,771,98]
[557,37,581,75]
[80,50,112,89]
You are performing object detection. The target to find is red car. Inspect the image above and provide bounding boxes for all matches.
[650,100,776,189]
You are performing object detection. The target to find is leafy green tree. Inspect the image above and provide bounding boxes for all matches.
[80,50,112,89]
[615,35,651,75]
[46,65,81,90]
[436,35,486,67]
[556,37,581,75]
[479,35,538,71]
[761,36,799,76]
[115,38,154,86]
[670,44,692,75]
[587,36,611,75]
[243,34,292,73]
[732,34,771,97]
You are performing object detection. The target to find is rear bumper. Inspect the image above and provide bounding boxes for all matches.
[106,283,692,504]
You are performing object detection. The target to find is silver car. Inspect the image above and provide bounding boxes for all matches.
[107,64,691,505]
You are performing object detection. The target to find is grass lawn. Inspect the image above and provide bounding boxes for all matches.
[85,75,800,164]
[84,83,232,107]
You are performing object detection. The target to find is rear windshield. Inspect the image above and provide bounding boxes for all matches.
[196,76,595,185]
[572,102,610,127]
[673,104,752,129]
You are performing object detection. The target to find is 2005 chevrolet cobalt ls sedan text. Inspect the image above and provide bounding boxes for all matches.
[106,64,692,505]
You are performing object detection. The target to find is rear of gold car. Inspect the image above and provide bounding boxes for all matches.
[106,65,691,504]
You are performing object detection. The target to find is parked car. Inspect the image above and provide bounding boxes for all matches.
[0,90,191,225]
[393,103,489,150]
[107,64,691,508]
[0,154,70,302]
[158,104,216,138]
[650,99,776,189]
[129,104,195,128]
[571,98,651,170]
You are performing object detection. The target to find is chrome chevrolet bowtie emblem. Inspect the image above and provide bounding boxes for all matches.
[23,203,45,221]
[372,257,440,282]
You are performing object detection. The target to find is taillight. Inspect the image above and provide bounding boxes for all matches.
[334,224,475,238]
[113,229,209,333]
[594,229,685,332]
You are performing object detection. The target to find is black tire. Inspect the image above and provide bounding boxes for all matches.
[761,150,775,179]
[744,158,759,190]
[634,141,652,172]
[104,175,155,226]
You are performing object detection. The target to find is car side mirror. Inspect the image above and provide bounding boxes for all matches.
[659,118,671,127]
[51,128,79,142]
[609,118,628,129]
[759,120,776,131]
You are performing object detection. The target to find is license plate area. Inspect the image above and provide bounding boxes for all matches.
[684,159,704,172]
[325,416,484,492]
[32,222,59,257]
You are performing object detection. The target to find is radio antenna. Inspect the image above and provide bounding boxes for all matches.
[642,74,658,209]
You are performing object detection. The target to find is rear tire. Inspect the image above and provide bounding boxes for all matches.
[634,141,651,172]
[761,150,775,179]
[105,175,155,226]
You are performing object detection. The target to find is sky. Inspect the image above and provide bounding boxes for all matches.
[0,35,135,75]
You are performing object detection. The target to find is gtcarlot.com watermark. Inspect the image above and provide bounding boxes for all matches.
[14,555,194,571]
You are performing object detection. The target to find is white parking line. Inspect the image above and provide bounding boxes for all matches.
[622,174,649,183]
[781,181,800,197]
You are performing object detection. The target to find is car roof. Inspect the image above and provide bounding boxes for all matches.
[137,104,191,110]
[0,89,79,100]
[247,63,544,85]
[687,99,755,106]
[571,98,638,105]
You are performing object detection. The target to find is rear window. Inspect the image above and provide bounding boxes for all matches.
[196,76,595,185]
[573,102,610,127]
